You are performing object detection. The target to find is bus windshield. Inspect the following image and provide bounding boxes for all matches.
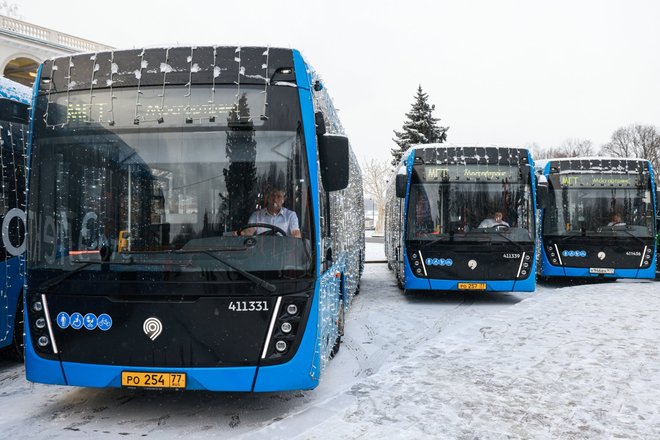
[543,180,654,238]
[406,178,534,242]
[29,86,314,282]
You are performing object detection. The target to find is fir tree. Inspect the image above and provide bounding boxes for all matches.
[219,94,258,232]
[391,85,448,165]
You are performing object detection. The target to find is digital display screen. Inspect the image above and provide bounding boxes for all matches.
[423,164,519,182]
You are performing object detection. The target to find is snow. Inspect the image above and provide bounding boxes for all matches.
[1,239,659,438]
[0,77,32,104]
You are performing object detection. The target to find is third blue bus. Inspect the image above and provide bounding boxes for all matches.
[537,157,656,280]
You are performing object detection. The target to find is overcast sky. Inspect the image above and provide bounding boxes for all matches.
[19,0,660,163]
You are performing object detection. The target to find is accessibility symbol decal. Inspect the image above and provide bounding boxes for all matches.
[70,312,83,330]
[56,312,70,329]
[83,313,98,330]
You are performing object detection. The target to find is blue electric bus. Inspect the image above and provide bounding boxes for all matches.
[25,46,364,391]
[537,157,656,280]
[385,145,540,292]
[0,77,30,358]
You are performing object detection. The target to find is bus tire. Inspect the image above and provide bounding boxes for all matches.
[329,298,344,359]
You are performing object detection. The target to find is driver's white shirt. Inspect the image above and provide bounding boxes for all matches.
[248,207,300,235]
[478,218,510,228]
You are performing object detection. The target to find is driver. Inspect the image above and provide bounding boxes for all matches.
[241,186,301,238]
[607,213,626,227]
[478,211,510,228]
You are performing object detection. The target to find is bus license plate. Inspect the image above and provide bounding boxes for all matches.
[589,268,615,274]
[121,372,186,389]
[458,283,487,290]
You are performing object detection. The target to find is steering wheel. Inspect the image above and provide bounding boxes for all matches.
[493,224,510,231]
[237,223,287,237]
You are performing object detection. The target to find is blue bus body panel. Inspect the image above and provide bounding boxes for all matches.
[24,323,67,385]
[59,363,257,391]
[540,246,657,279]
[403,256,536,292]
[253,280,320,391]
[0,257,22,348]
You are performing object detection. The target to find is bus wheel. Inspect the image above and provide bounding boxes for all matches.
[329,298,344,359]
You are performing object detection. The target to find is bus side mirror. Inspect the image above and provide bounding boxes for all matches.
[395,174,407,198]
[536,175,548,209]
[315,111,326,136]
[318,134,349,191]
[521,165,530,184]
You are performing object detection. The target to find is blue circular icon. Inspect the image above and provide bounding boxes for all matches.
[97,314,113,331]
[56,312,70,329]
[580,251,587,257]
[83,313,98,330]
[439,258,446,266]
[562,250,568,257]
[426,258,433,266]
[432,258,439,266]
[70,312,83,330]
[445,258,453,267]
[568,251,576,257]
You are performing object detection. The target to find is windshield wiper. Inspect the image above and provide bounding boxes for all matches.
[175,249,277,293]
[38,261,101,292]
[557,229,589,242]
[482,229,526,252]
[38,258,172,292]
[603,226,650,247]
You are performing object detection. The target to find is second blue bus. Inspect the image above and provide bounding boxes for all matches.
[385,145,540,293]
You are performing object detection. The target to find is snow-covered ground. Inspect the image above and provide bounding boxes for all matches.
[1,240,659,439]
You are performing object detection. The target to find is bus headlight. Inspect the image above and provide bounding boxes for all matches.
[32,301,43,312]
[281,322,292,334]
[36,318,46,329]
[275,340,287,352]
[287,304,298,316]
[38,336,49,347]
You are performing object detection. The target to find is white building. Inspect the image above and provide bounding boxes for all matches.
[0,14,112,87]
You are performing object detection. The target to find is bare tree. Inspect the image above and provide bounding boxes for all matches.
[600,124,660,172]
[559,138,595,157]
[0,2,22,19]
[362,158,390,235]
[530,139,595,160]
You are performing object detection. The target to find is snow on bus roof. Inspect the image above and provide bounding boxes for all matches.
[542,156,649,162]
[408,143,524,151]
[0,76,31,104]
[536,157,650,174]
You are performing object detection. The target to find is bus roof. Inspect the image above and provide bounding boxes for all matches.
[38,46,298,93]
[0,76,32,105]
[540,157,651,175]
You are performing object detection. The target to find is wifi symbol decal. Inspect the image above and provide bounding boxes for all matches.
[143,317,163,341]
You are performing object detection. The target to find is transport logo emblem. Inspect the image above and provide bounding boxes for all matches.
[597,251,606,261]
[143,317,163,341]
[468,259,478,270]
